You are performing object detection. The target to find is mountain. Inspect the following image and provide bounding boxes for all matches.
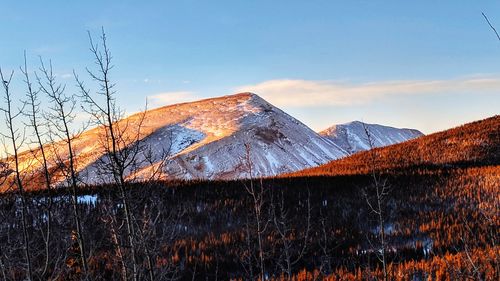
[131,92,347,180]
[3,93,348,189]
[319,121,423,154]
[290,115,500,177]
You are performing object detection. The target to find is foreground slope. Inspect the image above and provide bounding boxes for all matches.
[292,115,500,177]
[320,121,423,154]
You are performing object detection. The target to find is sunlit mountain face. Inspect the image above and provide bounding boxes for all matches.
[2,93,351,190]
[5,92,430,190]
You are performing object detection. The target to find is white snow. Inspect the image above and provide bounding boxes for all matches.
[320,121,423,154]
[78,194,98,205]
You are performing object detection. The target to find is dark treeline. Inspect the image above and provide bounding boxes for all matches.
[0,164,498,280]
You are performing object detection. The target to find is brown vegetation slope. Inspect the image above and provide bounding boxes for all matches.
[290,115,500,177]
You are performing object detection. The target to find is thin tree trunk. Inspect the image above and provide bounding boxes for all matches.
[107,210,129,281]
[37,60,89,279]
[0,70,33,281]
[119,185,138,281]
[244,144,266,281]
[65,122,89,278]
[0,244,6,281]
[22,54,53,278]
[362,123,389,281]
[145,246,155,281]
[76,29,151,281]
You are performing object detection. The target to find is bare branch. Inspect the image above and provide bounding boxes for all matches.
[482,12,500,42]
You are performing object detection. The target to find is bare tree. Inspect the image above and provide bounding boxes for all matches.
[0,134,9,281]
[135,134,182,281]
[241,143,269,280]
[0,68,33,280]
[37,58,89,279]
[75,28,148,281]
[20,52,56,279]
[271,189,311,279]
[361,123,390,281]
[140,129,176,182]
[444,12,500,281]
[482,12,500,42]
[0,152,10,281]
[316,207,333,279]
[133,193,183,281]
[101,198,130,281]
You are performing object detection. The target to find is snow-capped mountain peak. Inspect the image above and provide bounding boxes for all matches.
[320,121,423,154]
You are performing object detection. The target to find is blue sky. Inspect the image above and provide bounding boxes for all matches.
[1,0,500,134]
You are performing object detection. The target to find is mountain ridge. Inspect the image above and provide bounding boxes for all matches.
[289,115,500,177]
[2,92,348,189]
[319,120,423,154]
[1,92,430,190]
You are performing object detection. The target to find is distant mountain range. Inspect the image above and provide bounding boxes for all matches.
[2,93,425,188]
[320,121,423,154]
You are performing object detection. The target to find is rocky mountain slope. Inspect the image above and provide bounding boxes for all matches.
[129,92,347,180]
[319,121,423,154]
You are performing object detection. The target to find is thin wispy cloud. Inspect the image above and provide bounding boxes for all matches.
[234,76,500,107]
[59,73,73,79]
[33,45,65,54]
[147,91,199,107]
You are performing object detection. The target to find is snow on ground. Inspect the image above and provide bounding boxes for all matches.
[78,194,98,205]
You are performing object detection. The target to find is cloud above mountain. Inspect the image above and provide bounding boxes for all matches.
[234,76,500,107]
[148,91,198,107]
